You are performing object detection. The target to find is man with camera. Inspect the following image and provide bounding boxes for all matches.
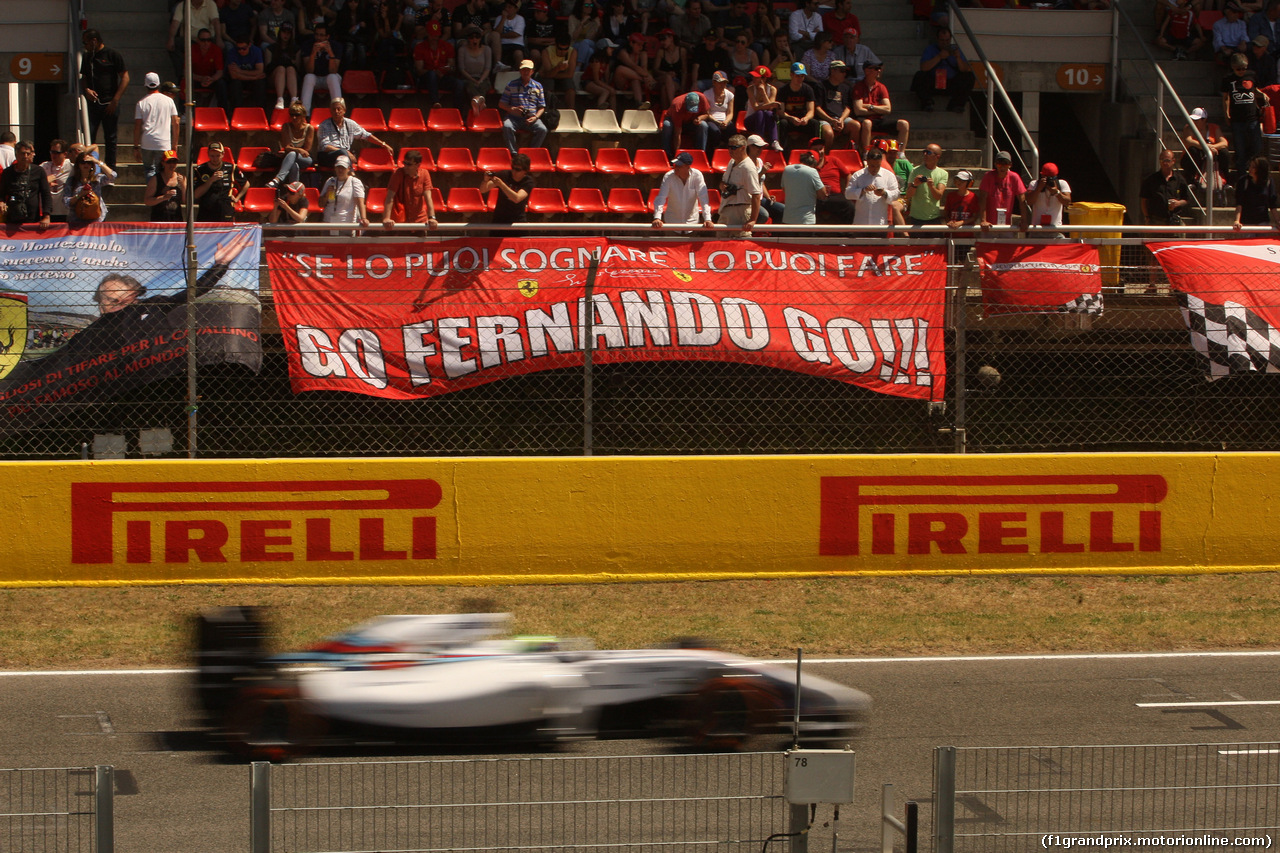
[1026,163,1072,230]
[903,143,948,228]
[718,134,762,234]
[0,141,52,229]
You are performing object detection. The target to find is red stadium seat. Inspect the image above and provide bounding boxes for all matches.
[269,107,290,130]
[435,147,477,172]
[567,187,607,214]
[633,148,672,175]
[357,147,397,172]
[607,187,649,215]
[194,107,228,132]
[770,188,785,203]
[447,186,490,213]
[236,146,272,171]
[196,146,213,165]
[761,149,785,171]
[349,107,387,132]
[476,147,513,173]
[556,147,595,174]
[241,187,276,213]
[365,187,387,214]
[595,147,634,175]
[398,147,436,170]
[527,187,568,214]
[305,187,321,209]
[387,107,427,132]
[230,107,270,132]
[468,108,503,132]
[427,107,466,132]
[379,71,417,94]
[828,149,863,173]
[676,150,712,172]
[735,111,747,132]
[711,148,732,171]
[518,147,555,173]
[343,69,380,97]
[429,186,445,211]
[707,188,721,209]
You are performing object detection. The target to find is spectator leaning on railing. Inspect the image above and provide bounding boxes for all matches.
[652,151,715,229]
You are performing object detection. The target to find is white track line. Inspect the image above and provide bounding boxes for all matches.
[1136,700,1280,708]
[4,649,1280,677]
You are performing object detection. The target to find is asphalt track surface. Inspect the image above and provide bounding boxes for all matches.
[3,651,1279,853]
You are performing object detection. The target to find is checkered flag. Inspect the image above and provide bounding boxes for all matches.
[1177,292,1280,377]
[1061,293,1104,315]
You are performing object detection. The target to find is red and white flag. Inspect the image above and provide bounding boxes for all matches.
[1150,239,1280,376]
[976,242,1104,316]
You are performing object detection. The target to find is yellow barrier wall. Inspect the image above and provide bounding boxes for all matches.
[2,454,1274,586]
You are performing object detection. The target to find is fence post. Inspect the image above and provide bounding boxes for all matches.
[948,238,967,453]
[934,747,956,853]
[95,765,114,853]
[251,761,271,853]
[581,250,601,456]
[881,783,903,853]
[789,802,809,853]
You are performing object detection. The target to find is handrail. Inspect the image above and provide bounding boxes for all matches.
[1113,1,1216,224]
[947,0,1038,175]
[255,221,1274,235]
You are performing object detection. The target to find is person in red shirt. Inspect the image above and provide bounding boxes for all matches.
[1156,0,1206,60]
[976,150,1028,230]
[382,149,439,228]
[822,0,861,43]
[414,21,456,105]
[943,169,980,230]
[852,62,909,154]
[661,90,711,156]
[191,27,228,108]
[808,140,855,222]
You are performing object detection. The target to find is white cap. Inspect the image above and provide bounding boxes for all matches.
[145,71,161,88]
[1189,107,1206,121]
[745,134,767,148]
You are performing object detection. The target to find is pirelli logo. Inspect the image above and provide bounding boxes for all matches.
[71,479,442,565]
[818,475,1167,557]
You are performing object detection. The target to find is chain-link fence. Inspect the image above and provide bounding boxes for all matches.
[2,227,1276,460]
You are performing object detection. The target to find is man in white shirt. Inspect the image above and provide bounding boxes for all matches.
[652,152,715,229]
[1025,161,1072,230]
[844,146,900,225]
[0,134,15,169]
[134,72,179,179]
[788,0,823,51]
[718,134,762,232]
[701,71,735,153]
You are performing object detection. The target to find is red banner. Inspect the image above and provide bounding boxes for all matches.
[266,238,948,401]
[976,242,1103,316]
[1150,239,1280,375]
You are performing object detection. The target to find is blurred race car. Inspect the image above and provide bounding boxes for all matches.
[193,608,871,760]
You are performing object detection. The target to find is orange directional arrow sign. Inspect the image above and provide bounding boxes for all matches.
[1057,63,1105,91]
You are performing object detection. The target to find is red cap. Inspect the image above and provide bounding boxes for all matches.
[751,65,772,78]
[1040,162,1058,177]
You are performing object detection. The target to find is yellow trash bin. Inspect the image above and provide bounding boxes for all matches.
[1069,202,1125,287]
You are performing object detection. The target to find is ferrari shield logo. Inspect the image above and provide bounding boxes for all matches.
[0,291,27,380]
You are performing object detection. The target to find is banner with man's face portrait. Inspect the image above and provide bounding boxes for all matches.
[0,223,263,431]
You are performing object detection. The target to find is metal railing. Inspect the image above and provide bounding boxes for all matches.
[934,743,1280,851]
[251,752,789,853]
[0,765,112,853]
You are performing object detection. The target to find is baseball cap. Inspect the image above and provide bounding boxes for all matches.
[791,61,807,75]
[659,28,675,36]
[712,70,729,83]
[844,28,859,37]
[427,20,442,34]
[751,65,772,78]
[671,151,694,166]
[596,37,618,49]
[519,58,535,69]
[865,147,884,159]
[145,71,160,89]
[684,91,701,110]
[864,60,883,69]
[955,169,973,182]
[163,150,179,161]
[532,1,549,9]
[208,141,225,152]
[1040,162,1059,177]
[994,150,1012,163]
[828,59,847,71]
[334,154,352,167]
[1189,107,1207,120]
[1254,34,1271,47]
[745,134,767,148]
[285,181,306,193]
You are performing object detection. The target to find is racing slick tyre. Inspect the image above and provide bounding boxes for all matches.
[222,682,325,762]
[683,676,770,752]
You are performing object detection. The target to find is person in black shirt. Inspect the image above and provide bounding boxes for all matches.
[79,29,130,171]
[690,29,731,90]
[817,60,855,151]
[1222,52,1265,179]
[778,63,819,153]
[1140,149,1194,226]
[0,141,53,228]
[1233,155,1279,228]
[193,141,248,222]
[482,151,535,235]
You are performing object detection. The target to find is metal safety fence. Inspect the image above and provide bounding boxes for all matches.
[250,752,790,853]
[0,765,113,853]
[934,743,1280,852]
[2,225,1279,460]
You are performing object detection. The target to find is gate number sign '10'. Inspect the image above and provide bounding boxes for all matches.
[1057,64,1105,91]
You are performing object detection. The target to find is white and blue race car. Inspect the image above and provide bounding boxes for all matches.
[194,608,871,760]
